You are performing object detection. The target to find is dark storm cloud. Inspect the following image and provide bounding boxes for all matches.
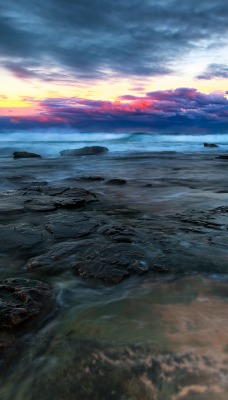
[1,0,228,80]
[1,88,227,133]
[197,64,228,80]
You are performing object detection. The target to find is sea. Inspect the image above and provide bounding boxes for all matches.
[0,131,228,398]
[0,131,228,157]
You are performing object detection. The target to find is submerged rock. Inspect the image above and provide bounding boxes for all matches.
[60,146,109,156]
[10,338,228,400]
[13,151,42,158]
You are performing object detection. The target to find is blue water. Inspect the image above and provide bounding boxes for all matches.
[0,131,228,157]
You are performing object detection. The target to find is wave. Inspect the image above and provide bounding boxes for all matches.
[0,130,228,157]
[0,130,132,143]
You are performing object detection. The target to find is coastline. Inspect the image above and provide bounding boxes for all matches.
[0,150,228,399]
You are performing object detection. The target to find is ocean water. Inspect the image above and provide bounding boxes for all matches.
[0,131,228,157]
[0,131,228,399]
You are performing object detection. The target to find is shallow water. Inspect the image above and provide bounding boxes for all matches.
[1,274,228,400]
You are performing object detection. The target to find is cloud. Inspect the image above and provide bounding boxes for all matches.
[1,0,228,81]
[197,63,228,80]
[1,88,228,133]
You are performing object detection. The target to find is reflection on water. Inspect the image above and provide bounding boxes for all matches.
[1,274,228,399]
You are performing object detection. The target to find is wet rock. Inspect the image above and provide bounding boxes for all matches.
[42,187,69,196]
[24,187,97,211]
[72,242,150,283]
[25,181,48,187]
[105,179,127,185]
[151,264,170,273]
[0,223,43,252]
[53,190,96,208]
[97,223,135,238]
[45,214,98,239]
[216,155,228,159]
[60,146,109,156]
[0,278,52,329]
[203,143,219,148]
[0,278,53,376]
[13,151,42,158]
[24,198,57,212]
[6,175,34,182]
[26,239,98,273]
[0,200,24,215]
[78,176,105,181]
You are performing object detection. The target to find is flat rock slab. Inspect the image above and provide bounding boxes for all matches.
[0,201,24,215]
[24,186,97,211]
[0,223,43,252]
[45,214,98,239]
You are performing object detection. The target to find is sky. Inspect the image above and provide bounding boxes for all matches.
[0,0,228,133]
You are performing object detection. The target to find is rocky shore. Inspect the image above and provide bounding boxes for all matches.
[0,151,227,399]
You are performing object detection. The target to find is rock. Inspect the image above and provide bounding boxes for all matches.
[24,198,57,212]
[216,155,228,159]
[0,278,53,375]
[53,188,97,208]
[45,214,98,239]
[105,179,127,185]
[0,278,52,329]
[72,242,150,283]
[151,264,170,273]
[203,143,219,148]
[13,151,42,158]
[60,146,109,156]
[0,200,25,215]
[78,176,105,181]
[24,187,97,211]
[26,240,96,273]
[0,223,43,252]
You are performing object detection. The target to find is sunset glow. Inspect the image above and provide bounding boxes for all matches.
[0,0,228,133]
